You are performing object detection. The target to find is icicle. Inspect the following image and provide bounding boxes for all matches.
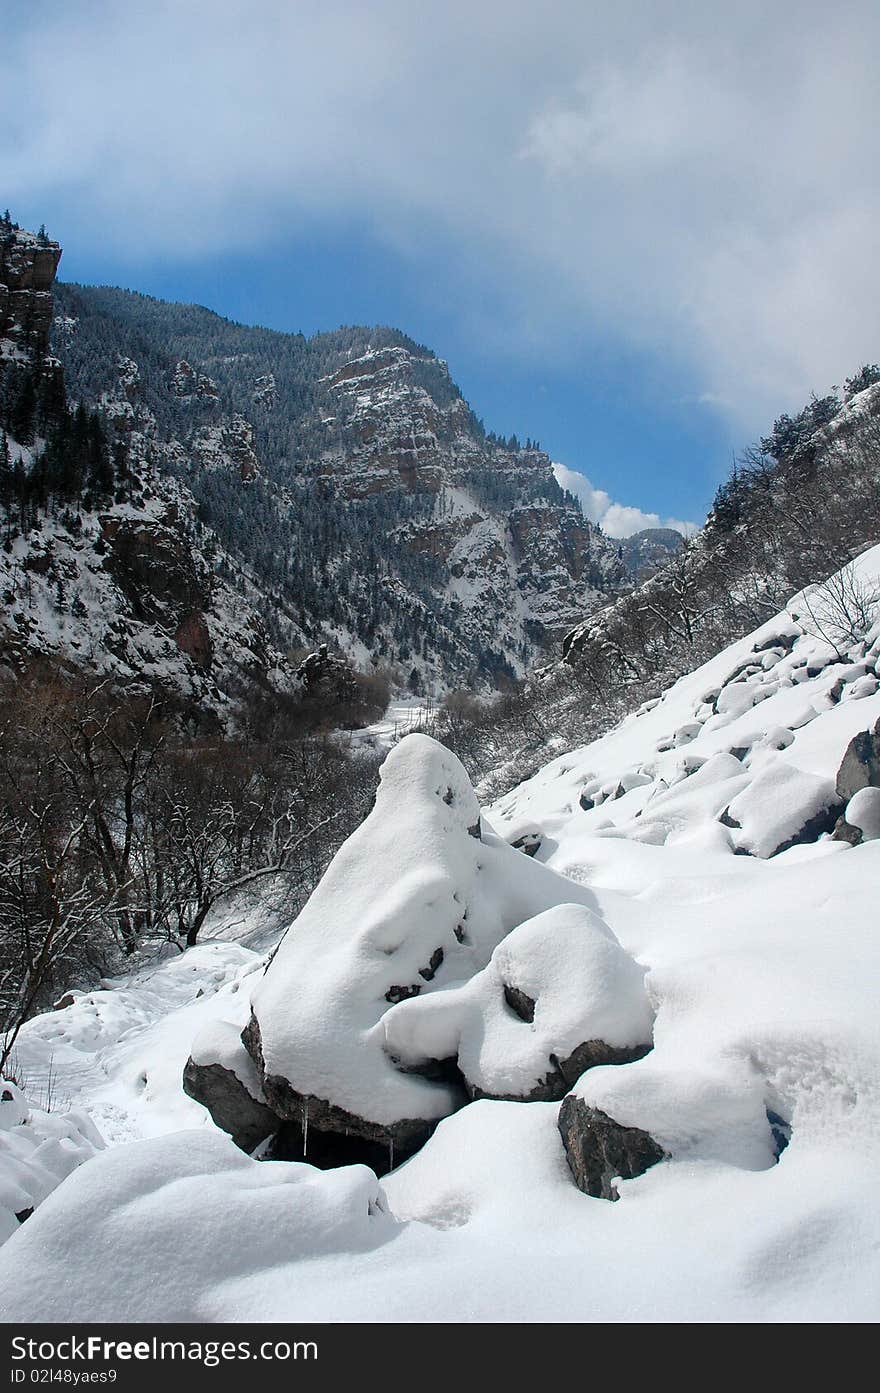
[302,1102,309,1158]
[388,1136,394,1171]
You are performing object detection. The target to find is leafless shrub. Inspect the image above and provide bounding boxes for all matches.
[795,560,880,659]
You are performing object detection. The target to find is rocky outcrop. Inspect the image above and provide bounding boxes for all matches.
[558,1095,666,1200]
[295,644,359,705]
[0,218,65,453]
[833,719,880,844]
[0,219,62,361]
[182,1057,277,1153]
[172,360,218,403]
[836,717,880,802]
[191,415,260,481]
[100,512,212,662]
[621,528,685,581]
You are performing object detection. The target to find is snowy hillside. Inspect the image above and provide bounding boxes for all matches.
[0,436,299,720]
[1,547,879,1321]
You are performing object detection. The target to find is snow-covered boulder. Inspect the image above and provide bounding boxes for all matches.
[235,734,601,1166]
[0,1082,104,1244]
[0,1130,391,1322]
[844,787,880,843]
[382,904,654,1102]
[721,763,839,857]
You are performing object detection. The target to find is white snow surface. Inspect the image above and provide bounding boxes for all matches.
[2,547,880,1321]
[0,1082,104,1244]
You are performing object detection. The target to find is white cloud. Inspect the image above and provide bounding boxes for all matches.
[552,464,698,539]
[1,2,878,434]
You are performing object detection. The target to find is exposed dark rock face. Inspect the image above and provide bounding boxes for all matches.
[419,947,444,981]
[836,717,880,802]
[832,725,880,844]
[385,983,422,1005]
[240,1011,439,1175]
[100,514,210,626]
[769,802,843,857]
[503,982,536,1023]
[558,1095,666,1200]
[832,814,863,847]
[766,1107,791,1160]
[182,1057,278,1153]
[469,1039,652,1105]
[511,832,542,856]
[174,611,213,670]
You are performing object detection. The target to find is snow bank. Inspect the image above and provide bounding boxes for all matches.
[0,1131,390,1322]
[0,1082,104,1244]
[14,942,265,1146]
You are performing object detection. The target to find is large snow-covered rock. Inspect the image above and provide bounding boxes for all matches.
[0,1130,390,1322]
[238,734,604,1158]
[844,786,880,842]
[722,762,839,857]
[382,904,654,1101]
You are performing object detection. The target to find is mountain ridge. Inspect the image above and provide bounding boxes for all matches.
[49,272,628,693]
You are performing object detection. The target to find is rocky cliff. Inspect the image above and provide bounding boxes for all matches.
[0,217,62,363]
[0,221,302,723]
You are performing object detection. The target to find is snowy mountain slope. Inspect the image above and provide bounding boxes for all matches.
[0,444,300,719]
[2,548,880,1321]
[51,280,627,690]
[559,377,880,687]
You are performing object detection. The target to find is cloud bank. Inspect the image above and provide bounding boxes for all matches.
[552,464,697,539]
[2,1,878,433]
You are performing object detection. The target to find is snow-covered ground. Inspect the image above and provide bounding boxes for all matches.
[2,549,880,1322]
[345,698,434,751]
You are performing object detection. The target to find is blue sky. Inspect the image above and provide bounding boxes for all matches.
[4,1,878,535]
